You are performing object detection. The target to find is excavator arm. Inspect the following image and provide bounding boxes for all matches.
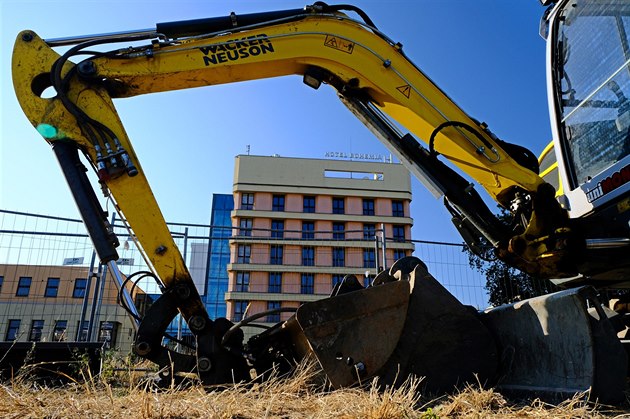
[13,4,571,281]
[14,3,613,397]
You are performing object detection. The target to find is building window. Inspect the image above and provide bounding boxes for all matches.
[272,195,285,211]
[29,320,45,342]
[393,225,406,242]
[77,321,90,342]
[239,218,252,236]
[271,220,284,239]
[303,196,316,213]
[332,197,345,214]
[236,272,250,292]
[267,301,281,323]
[332,274,344,288]
[234,301,249,322]
[5,319,20,341]
[268,272,282,293]
[332,247,345,267]
[393,249,407,261]
[363,248,376,268]
[44,278,60,298]
[16,277,31,297]
[332,222,345,240]
[363,223,376,240]
[241,193,254,210]
[99,321,119,348]
[53,320,68,342]
[0,276,3,293]
[270,245,283,265]
[363,199,375,216]
[302,247,315,266]
[302,221,315,239]
[237,245,251,263]
[301,274,314,294]
[392,200,404,217]
[72,278,88,298]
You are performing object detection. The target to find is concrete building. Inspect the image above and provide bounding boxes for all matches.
[0,264,138,350]
[226,155,414,325]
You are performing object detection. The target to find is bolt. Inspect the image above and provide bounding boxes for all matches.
[21,32,33,42]
[189,315,207,332]
[77,60,97,76]
[509,236,527,255]
[134,341,151,356]
[345,356,354,366]
[175,284,191,300]
[353,361,367,377]
[197,357,212,372]
[383,59,391,68]
[155,245,167,255]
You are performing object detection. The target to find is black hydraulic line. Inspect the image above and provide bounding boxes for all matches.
[340,96,510,248]
[221,308,298,347]
[398,132,510,247]
[314,2,378,29]
[428,121,495,158]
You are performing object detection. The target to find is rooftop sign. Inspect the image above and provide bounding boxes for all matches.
[324,151,388,161]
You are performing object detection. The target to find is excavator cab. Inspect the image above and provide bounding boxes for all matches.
[543,0,630,286]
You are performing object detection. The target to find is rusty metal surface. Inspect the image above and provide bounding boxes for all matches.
[296,280,410,388]
[481,286,627,404]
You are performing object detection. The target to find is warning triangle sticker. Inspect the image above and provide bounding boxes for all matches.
[397,85,411,98]
[325,37,338,47]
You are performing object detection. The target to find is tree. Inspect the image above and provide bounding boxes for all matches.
[463,209,558,306]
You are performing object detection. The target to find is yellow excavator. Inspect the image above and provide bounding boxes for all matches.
[11,0,630,403]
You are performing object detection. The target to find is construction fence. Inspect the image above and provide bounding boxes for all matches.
[0,209,489,351]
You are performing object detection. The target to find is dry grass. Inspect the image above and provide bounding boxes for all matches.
[0,359,628,418]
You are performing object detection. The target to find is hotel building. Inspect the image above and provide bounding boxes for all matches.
[225,155,414,325]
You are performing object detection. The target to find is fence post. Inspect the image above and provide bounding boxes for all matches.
[176,227,189,352]
[77,250,96,341]
[381,222,387,270]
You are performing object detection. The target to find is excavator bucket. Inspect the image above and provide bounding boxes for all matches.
[376,263,499,394]
[295,261,499,393]
[295,280,410,387]
[293,258,627,403]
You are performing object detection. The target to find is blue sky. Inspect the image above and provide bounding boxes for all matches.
[1,0,552,245]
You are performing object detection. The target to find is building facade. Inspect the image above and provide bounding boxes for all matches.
[0,264,138,350]
[226,155,414,325]
[203,193,234,319]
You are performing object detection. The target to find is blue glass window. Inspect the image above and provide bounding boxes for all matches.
[268,273,282,293]
[303,196,316,213]
[302,247,315,266]
[270,245,283,265]
[272,195,285,211]
[301,274,314,294]
[16,277,31,297]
